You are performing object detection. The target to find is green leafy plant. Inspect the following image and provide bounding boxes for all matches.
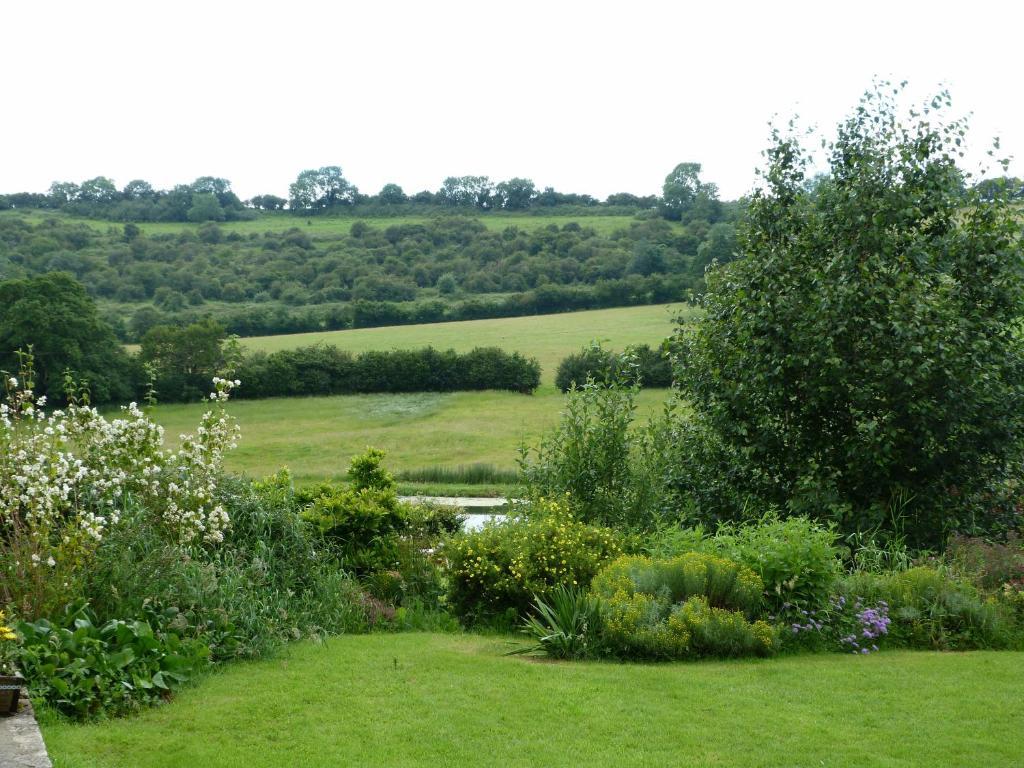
[592,553,763,615]
[711,515,841,615]
[515,586,604,660]
[302,450,410,575]
[15,602,211,719]
[520,348,676,531]
[645,515,841,617]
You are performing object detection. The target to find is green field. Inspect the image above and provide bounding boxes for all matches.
[13,210,664,237]
[40,633,1024,768]
[236,303,693,386]
[147,304,687,486]
[156,386,670,487]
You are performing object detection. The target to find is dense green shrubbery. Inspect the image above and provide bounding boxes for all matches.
[711,517,842,615]
[85,473,376,662]
[445,498,623,624]
[301,449,410,575]
[592,553,763,615]
[297,450,460,615]
[838,567,1014,650]
[648,516,841,616]
[555,343,671,392]
[0,209,725,342]
[590,554,774,660]
[236,344,540,399]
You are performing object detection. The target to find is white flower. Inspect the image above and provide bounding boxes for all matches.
[46,556,56,567]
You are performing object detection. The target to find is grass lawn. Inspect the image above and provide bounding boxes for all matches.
[153,388,671,486]
[41,633,1024,768]
[235,303,693,385]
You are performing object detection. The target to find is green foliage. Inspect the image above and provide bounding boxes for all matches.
[0,211,717,340]
[515,586,604,660]
[445,498,623,623]
[592,553,763,615]
[87,473,372,661]
[301,451,409,576]
[349,447,393,491]
[139,317,226,402]
[15,602,211,719]
[186,192,225,222]
[555,342,671,392]
[0,272,138,403]
[670,84,1024,547]
[593,554,774,660]
[236,344,541,399]
[660,162,722,223]
[839,566,1017,649]
[520,349,676,531]
[712,516,842,615]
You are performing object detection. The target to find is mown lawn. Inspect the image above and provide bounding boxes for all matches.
[153,388,671,486]
[41,633,1024,768]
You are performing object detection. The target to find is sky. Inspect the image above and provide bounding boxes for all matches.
[2,0,1022,202]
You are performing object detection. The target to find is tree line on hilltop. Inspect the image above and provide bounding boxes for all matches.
[0,163,727,223]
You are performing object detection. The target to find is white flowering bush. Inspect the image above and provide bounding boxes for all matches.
[0,356,240,617]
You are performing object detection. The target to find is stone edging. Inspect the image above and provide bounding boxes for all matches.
[0,692,53,768]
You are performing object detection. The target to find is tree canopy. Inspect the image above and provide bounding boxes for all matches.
[671,84,1024,546]
[0,272,137,403]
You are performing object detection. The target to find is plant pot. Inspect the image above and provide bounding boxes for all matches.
[0,673,25,716]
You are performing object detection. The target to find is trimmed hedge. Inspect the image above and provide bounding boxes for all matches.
[555,343,672,392]
[235,344,540,398]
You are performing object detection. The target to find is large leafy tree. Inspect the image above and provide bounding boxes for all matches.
[660,162,720,222]
[0,273,138,403]
[671,84,1024,545]
[139,318,226,402]
[288,166,358,212]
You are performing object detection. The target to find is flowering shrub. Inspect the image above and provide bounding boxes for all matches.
[0,358,240,617]
[445,498,623,623]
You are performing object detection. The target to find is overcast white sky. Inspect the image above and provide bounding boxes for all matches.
[2,1,1021,202]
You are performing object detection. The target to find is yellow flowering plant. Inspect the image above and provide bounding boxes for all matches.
[0,610,19,675]
[445,497,623,623]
